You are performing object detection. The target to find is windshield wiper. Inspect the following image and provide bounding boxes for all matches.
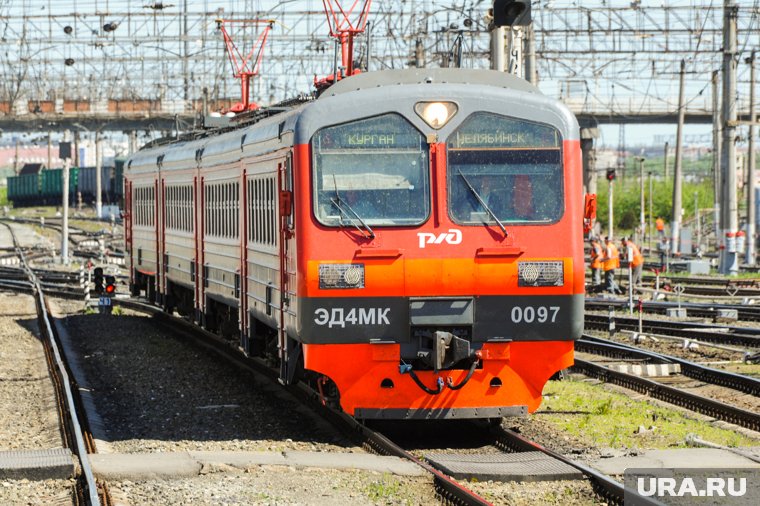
[329,183,375,240]
[458,170,508,237]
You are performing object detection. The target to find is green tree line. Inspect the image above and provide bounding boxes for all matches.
[594,155,716,235]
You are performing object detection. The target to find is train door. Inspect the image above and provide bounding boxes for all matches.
[239,165,249,354]
[278,153,299,384]
[151,177,161,303]
[195,173,205,324]
[124,179,134,293]
[158,175,167,304]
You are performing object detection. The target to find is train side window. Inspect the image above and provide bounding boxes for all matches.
[226,183,230,238]
[216,184,220,237]
[207,185,212,236]
[211,184,216,236]
[220,183,225,238]
[233,181,239,239]
[446,112,563,225]
[215,184,220,237]
[222,183,227,238]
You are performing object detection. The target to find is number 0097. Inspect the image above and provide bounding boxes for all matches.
[510,305,559,323]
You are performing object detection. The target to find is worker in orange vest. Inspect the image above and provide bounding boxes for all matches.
[590,237,604,287]
[603,236,621,294]
[622,237,644,287]
[656,217,665,238]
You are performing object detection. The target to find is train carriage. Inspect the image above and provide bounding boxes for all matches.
[126,68,585,420]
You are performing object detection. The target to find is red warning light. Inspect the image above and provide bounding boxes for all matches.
[105,275,116,295]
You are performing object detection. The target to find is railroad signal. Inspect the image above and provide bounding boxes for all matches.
[606,169,616,181]
[492,0,531,27]
[93,267,104,294]
[104,275,116,296]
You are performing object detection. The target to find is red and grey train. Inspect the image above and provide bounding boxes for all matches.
[125,68,585,420]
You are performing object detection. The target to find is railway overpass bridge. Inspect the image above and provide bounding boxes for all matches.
[0,93,747,134]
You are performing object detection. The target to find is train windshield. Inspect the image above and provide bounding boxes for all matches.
[447,112,563,225]
[312,113,430,227]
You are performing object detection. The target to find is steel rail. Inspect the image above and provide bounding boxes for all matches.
[586,299,760,322]
[572,359,760,432]
[641,274,760,289]
[490,427,665,506]
[577,335,760,396]
[585,313,760,348]
[0,220,102,506]
[116,299,491,506]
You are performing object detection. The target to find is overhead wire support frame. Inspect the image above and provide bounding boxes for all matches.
[216,18,275,112]
[320,0,373,80]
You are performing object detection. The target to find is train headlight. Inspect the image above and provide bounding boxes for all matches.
[319,263,365,289]
[415,101,458,129]
[518,261,564,287]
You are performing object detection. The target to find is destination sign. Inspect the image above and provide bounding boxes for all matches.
[315,113,423,151]
[346,133,396,146]
[448,113,560,149]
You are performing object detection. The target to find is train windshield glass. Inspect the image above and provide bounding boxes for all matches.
[312,113,430,227]
[447,112,563,225]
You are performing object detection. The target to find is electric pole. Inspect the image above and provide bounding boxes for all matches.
[648,171,654,254]
[608,175,614,239]
[638,157,646,245]
[671,59,686,256]
[720,0,739,275]
[581,127,599,196]
[747,51,756,265]
[524,24,537,85]
[490,26,505,71]
[712,70,722,253]
[95,130,102,219]
[61,130,71,265]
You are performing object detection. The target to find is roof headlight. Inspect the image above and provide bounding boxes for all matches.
[518,261,564,287]
[415,101,458,129]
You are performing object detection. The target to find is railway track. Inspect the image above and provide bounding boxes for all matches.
[642,273,760,289]
[115,298,492,506]
[585,313,760,349]
[491,427,636,505]
[571,357,760,432]
[113,297,641,505]
[586,298,760,322]
[639,273,760,298]
[0,221,104,505]
[577,335,760,397]
[2,217,124,264]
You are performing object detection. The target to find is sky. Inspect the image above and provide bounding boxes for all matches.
[0,1,755,148]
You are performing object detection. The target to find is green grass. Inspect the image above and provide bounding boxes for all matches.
[538,378,758,450]
[365,474,403,503]
[0,187,7,206]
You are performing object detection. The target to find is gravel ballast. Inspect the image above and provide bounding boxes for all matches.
[0,292,62,450]
[52,299,442,504]
[0,291,72,504]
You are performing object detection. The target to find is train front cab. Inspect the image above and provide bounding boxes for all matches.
[293,70,584,420]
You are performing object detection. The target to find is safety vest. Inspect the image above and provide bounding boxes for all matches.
[628,242,644,267]
[590,241,603,269]
[656,218,664,231]
[603,243,620,271]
